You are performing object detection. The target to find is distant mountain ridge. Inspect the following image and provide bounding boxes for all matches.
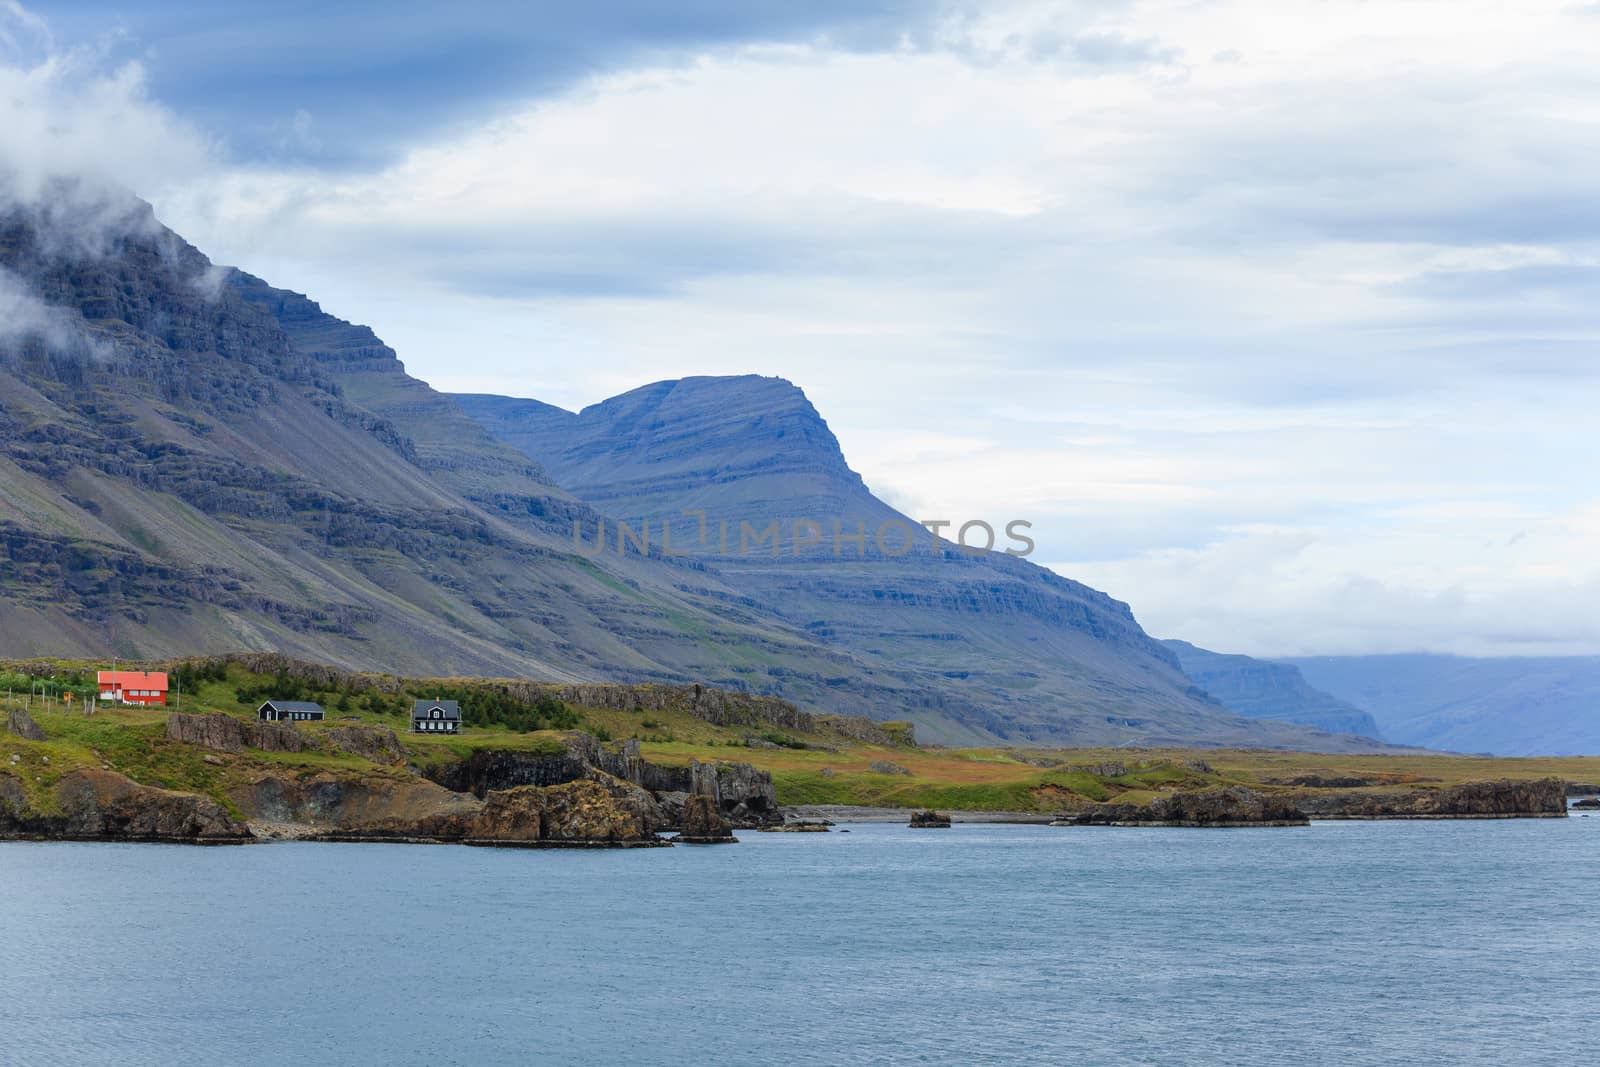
[1284,654,1600,756]
[1161,640,1383,739]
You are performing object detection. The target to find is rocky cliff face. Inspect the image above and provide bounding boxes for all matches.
[421,733,781,826]
[0,769,252,842]
[167,712,311,754]
[1162,640,1383,739]
[0,193,980,711]
[233,765,666,845]
[676,793,737,842]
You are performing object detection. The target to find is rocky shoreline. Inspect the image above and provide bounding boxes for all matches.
[0,712,1576,843]
[787,777,1570,828]
[2,714,781,848]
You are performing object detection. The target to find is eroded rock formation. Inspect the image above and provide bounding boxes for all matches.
[0,769,252,842]
[677,794,737,843]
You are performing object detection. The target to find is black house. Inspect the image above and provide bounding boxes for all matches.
[258,700,326,722]
[412,699,462,734]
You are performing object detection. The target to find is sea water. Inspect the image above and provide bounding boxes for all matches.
[2,819,1597,1065]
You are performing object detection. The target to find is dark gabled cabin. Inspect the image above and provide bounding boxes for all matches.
[258,700,326,722]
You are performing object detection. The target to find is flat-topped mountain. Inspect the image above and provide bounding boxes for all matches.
[457,376,876,531]
[456,381,1388,749]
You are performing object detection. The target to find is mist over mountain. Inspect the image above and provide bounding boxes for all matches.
[0,183,1387,749]
[1285,654,1600,756]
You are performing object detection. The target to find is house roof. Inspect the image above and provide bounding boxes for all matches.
[412,699,462,720]
[98,670,168,689]
[258,700,325,713]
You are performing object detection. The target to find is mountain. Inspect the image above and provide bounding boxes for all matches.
[0,183,1382,749]
[1283,654,1600,755]
[453,381,1388,749]
[1160,640,1383,739]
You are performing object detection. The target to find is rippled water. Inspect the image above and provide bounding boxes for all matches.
[2,819,1598,1065]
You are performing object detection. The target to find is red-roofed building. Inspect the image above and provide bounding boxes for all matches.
[98,670,169,706]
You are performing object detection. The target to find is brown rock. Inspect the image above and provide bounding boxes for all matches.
[465,786,546,842]
[909,809,952,828]
[677,793,737,843]
[0,769,252,842]
[540,772,665,844]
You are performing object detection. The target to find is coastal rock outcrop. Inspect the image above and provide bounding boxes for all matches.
[0,769,252,842]
[5,708,46,742]
[687,759,780,825]
[421,737,778,829]
[231,766,480,837]
[1291,777,1567,819]
[462,785,547,842]
[425,734,597,796]
[676,793,737,843]
[234,766,664,845]
[538,773,665,844]
[1057,786,1308,827]
[909,810,952,828]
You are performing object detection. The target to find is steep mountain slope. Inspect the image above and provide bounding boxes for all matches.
[1285,654,1600,755]
[1161,640,1382,739]
[455,381,1387,748]
[0,188,922,705]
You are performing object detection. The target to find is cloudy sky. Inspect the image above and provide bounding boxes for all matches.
[4,0,1598,657]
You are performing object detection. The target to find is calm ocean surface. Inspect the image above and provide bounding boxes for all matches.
[2,819,1597,1066]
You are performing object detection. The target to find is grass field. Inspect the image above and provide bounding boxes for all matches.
[5,658,1599,816]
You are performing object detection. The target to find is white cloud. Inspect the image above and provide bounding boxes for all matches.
[8,0,1600,656]
[0,42,215,208]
